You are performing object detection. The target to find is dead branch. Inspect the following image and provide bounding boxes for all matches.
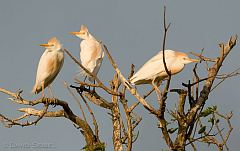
[190,52,217,62]
[162,6,171,77]
[101,44,158,115]
[110,73,123,151]
[119,64,141,151]
[154,6,175,149]
[211,66,240,92]
[63,81,87,122]
[0,87,104,150]
[79,92,99,140]
[0,104,49,127]
[64,48,120,96]
[70,85,113,110]
[187,35,237,124]
[214,111,233,151]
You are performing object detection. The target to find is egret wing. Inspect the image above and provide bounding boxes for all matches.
[80,40,104,78]
[130,59,166,83]
[32,51,64,93]
[130,50,177,84]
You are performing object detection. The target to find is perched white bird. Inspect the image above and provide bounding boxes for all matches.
[130,50,199,85]
[69,25,104,82]
[32,37,64,97]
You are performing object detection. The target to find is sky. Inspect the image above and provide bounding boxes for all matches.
[0,0,240,150]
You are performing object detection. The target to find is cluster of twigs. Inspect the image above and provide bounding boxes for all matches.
[188,107,233,151]
[0,88,103,150]
[64,47,142,151]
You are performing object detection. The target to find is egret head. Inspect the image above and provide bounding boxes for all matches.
[69,24,89,40]
[176,52,199,64]
[39,37,62,51]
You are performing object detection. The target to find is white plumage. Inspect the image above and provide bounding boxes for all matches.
[130,50,198,85]
[32,37,64,96]
[70,25,104,82]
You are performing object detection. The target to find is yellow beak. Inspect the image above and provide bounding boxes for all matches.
[189,58,199,62]
[69,31,85,35]
[39,44,52,47]
[69,31,80,35]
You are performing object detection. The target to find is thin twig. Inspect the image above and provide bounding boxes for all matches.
[101,44,158,115]
[79,92,99,140]
[190,52,217,62]
[155,6,174,149]
[211,66,240,92]
[0,104,49,127]
[162,6,171,77]
[63,81,87,122]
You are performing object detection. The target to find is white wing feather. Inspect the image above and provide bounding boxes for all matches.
[130,50,178,84]
[32,50,64,93]
[35,51,52,84]
[79,39,104,82]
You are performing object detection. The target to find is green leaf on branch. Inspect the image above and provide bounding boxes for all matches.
[199,106,217,117]
[208,117,214,125]
[198,126,206,134]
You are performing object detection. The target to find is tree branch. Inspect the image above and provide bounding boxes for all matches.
[187,35,237,124]
[101,44,158,115]
[64,48,120,96]
[0,87,104,150]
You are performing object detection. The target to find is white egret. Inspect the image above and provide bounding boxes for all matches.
[69,25,104,82]
[130,50,199,85]
[32,37,64,97]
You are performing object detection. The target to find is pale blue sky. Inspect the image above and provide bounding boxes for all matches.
[0,0,240,150]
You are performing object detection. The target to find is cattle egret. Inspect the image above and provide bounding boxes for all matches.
[130,50,199,85]
[32,37,64,97]
[69,25,104,82]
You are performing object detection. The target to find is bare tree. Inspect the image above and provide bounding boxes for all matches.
[0,6,238,151]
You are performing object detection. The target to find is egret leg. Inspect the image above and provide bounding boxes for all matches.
[41,81,45,98]
[83,76,90,90]
[48,85,54,98]
[152,78,162,100]
[93,80,96,92]
[48,85,57,107]
[83,76,87,82]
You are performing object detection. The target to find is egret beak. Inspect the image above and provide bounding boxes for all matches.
[69,32,81,35]
[39,44,53,47]
[189,58,199,62]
